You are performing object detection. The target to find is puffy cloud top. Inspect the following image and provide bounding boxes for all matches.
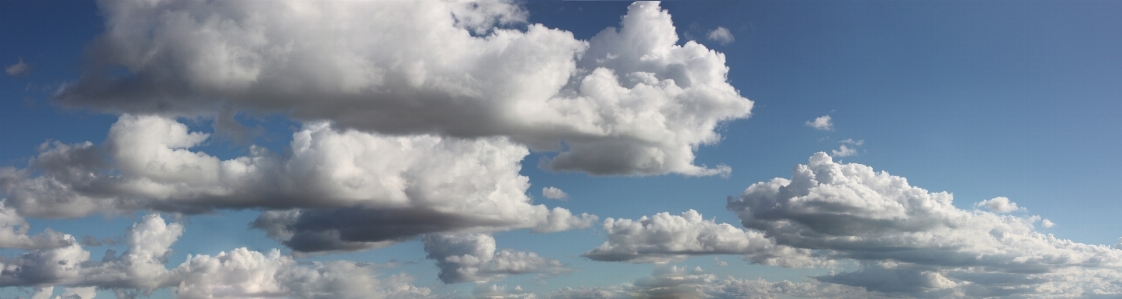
[56,0,752,176]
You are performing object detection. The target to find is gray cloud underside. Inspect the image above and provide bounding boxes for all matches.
[55,0,752,176]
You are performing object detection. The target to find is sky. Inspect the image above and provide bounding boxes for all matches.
[1,0,1121,298]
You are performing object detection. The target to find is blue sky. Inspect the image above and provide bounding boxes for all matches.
[1,1,1121,298]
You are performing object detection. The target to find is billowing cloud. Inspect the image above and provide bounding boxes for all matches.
[1,115,595,252]
[582,210,828,268]
[542,187,568,200]
[6,57,29,76]
[55,1,751,176]
[727,152,1122,297]
[0,214,432,298]
[805,115,833,131]
[975,196,1023,213]
[422,233,569,284]
[707,27,734,45]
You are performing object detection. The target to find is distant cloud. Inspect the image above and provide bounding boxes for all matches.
[839,138,864,146]
[542,186,568,200]
[583,210,829,268]
[0,214,434,297]
[544,266,878,299]
[423,233,570,284]
[1042,218,1055,228]
[975,196,1023,213]
[714,257,728,267]
[5,57,28,76]
[806,115,833,131]
[832,144,857,157]
[707,26,734,45]
[728,153,1122,297]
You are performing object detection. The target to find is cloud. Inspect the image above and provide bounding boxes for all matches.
[0,214,432,298]
[839,138,864,146]
[727,152,1122,297]
[832,144,857,157]
[975,196,1023,213]
[0,203,72,250]
[544,266,878,299]
[805,115,833,131]
[422,233,570,284]
[582,210,828,268]
[542,187,568,200]
[6,57,29,76]
[706,27,734,45]
[55,1,752,177]
[1042,219,1055,228]
[1,115,595,252]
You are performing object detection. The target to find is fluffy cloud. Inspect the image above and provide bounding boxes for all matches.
[422,233,569,284]
[0,214,432,298]
[541,187,568,200]
[582,210,827,268]
[975,196,1023,213]
[831,144,857,157]
[55,1,751,176]
[707,27,734,45]
[1,115,595,252]
[805,115,833,131]
[727,152,1122,297]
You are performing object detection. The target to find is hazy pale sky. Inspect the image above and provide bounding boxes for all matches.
[2,1,1121,298]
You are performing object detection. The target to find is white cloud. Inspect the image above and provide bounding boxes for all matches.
[422,233,569,284]
[1,115,595,253]
[583,210,828,268]
[542,186,568,200]
[1042,218,1055,228]
[0,203,71,250]
[0,214,432,298]
[706,27,734,45]
[727,152,1122,297]
[806,115,833,131]
[975,196,1023,213]
[5,57,28,76]
[832,144,857,157]
[839,138,864,146]
[55,1,752,177]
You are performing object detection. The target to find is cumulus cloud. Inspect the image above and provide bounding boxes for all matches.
[975,196,1023,213]
[1,115,595,252]
[0,203,71,250]
[55,1,752,176]
[1042,219,1055,228]
[831,144,857,157]
[0,214,431,298]
[542,187,568,200]
[727,152,1122,297]
[6,57,29,76]
[805,115,833,131]
[583,210,827,268]
[707,27,734,45]
[422,233,570,284]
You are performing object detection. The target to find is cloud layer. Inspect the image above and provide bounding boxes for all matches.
[56,0,752,176]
